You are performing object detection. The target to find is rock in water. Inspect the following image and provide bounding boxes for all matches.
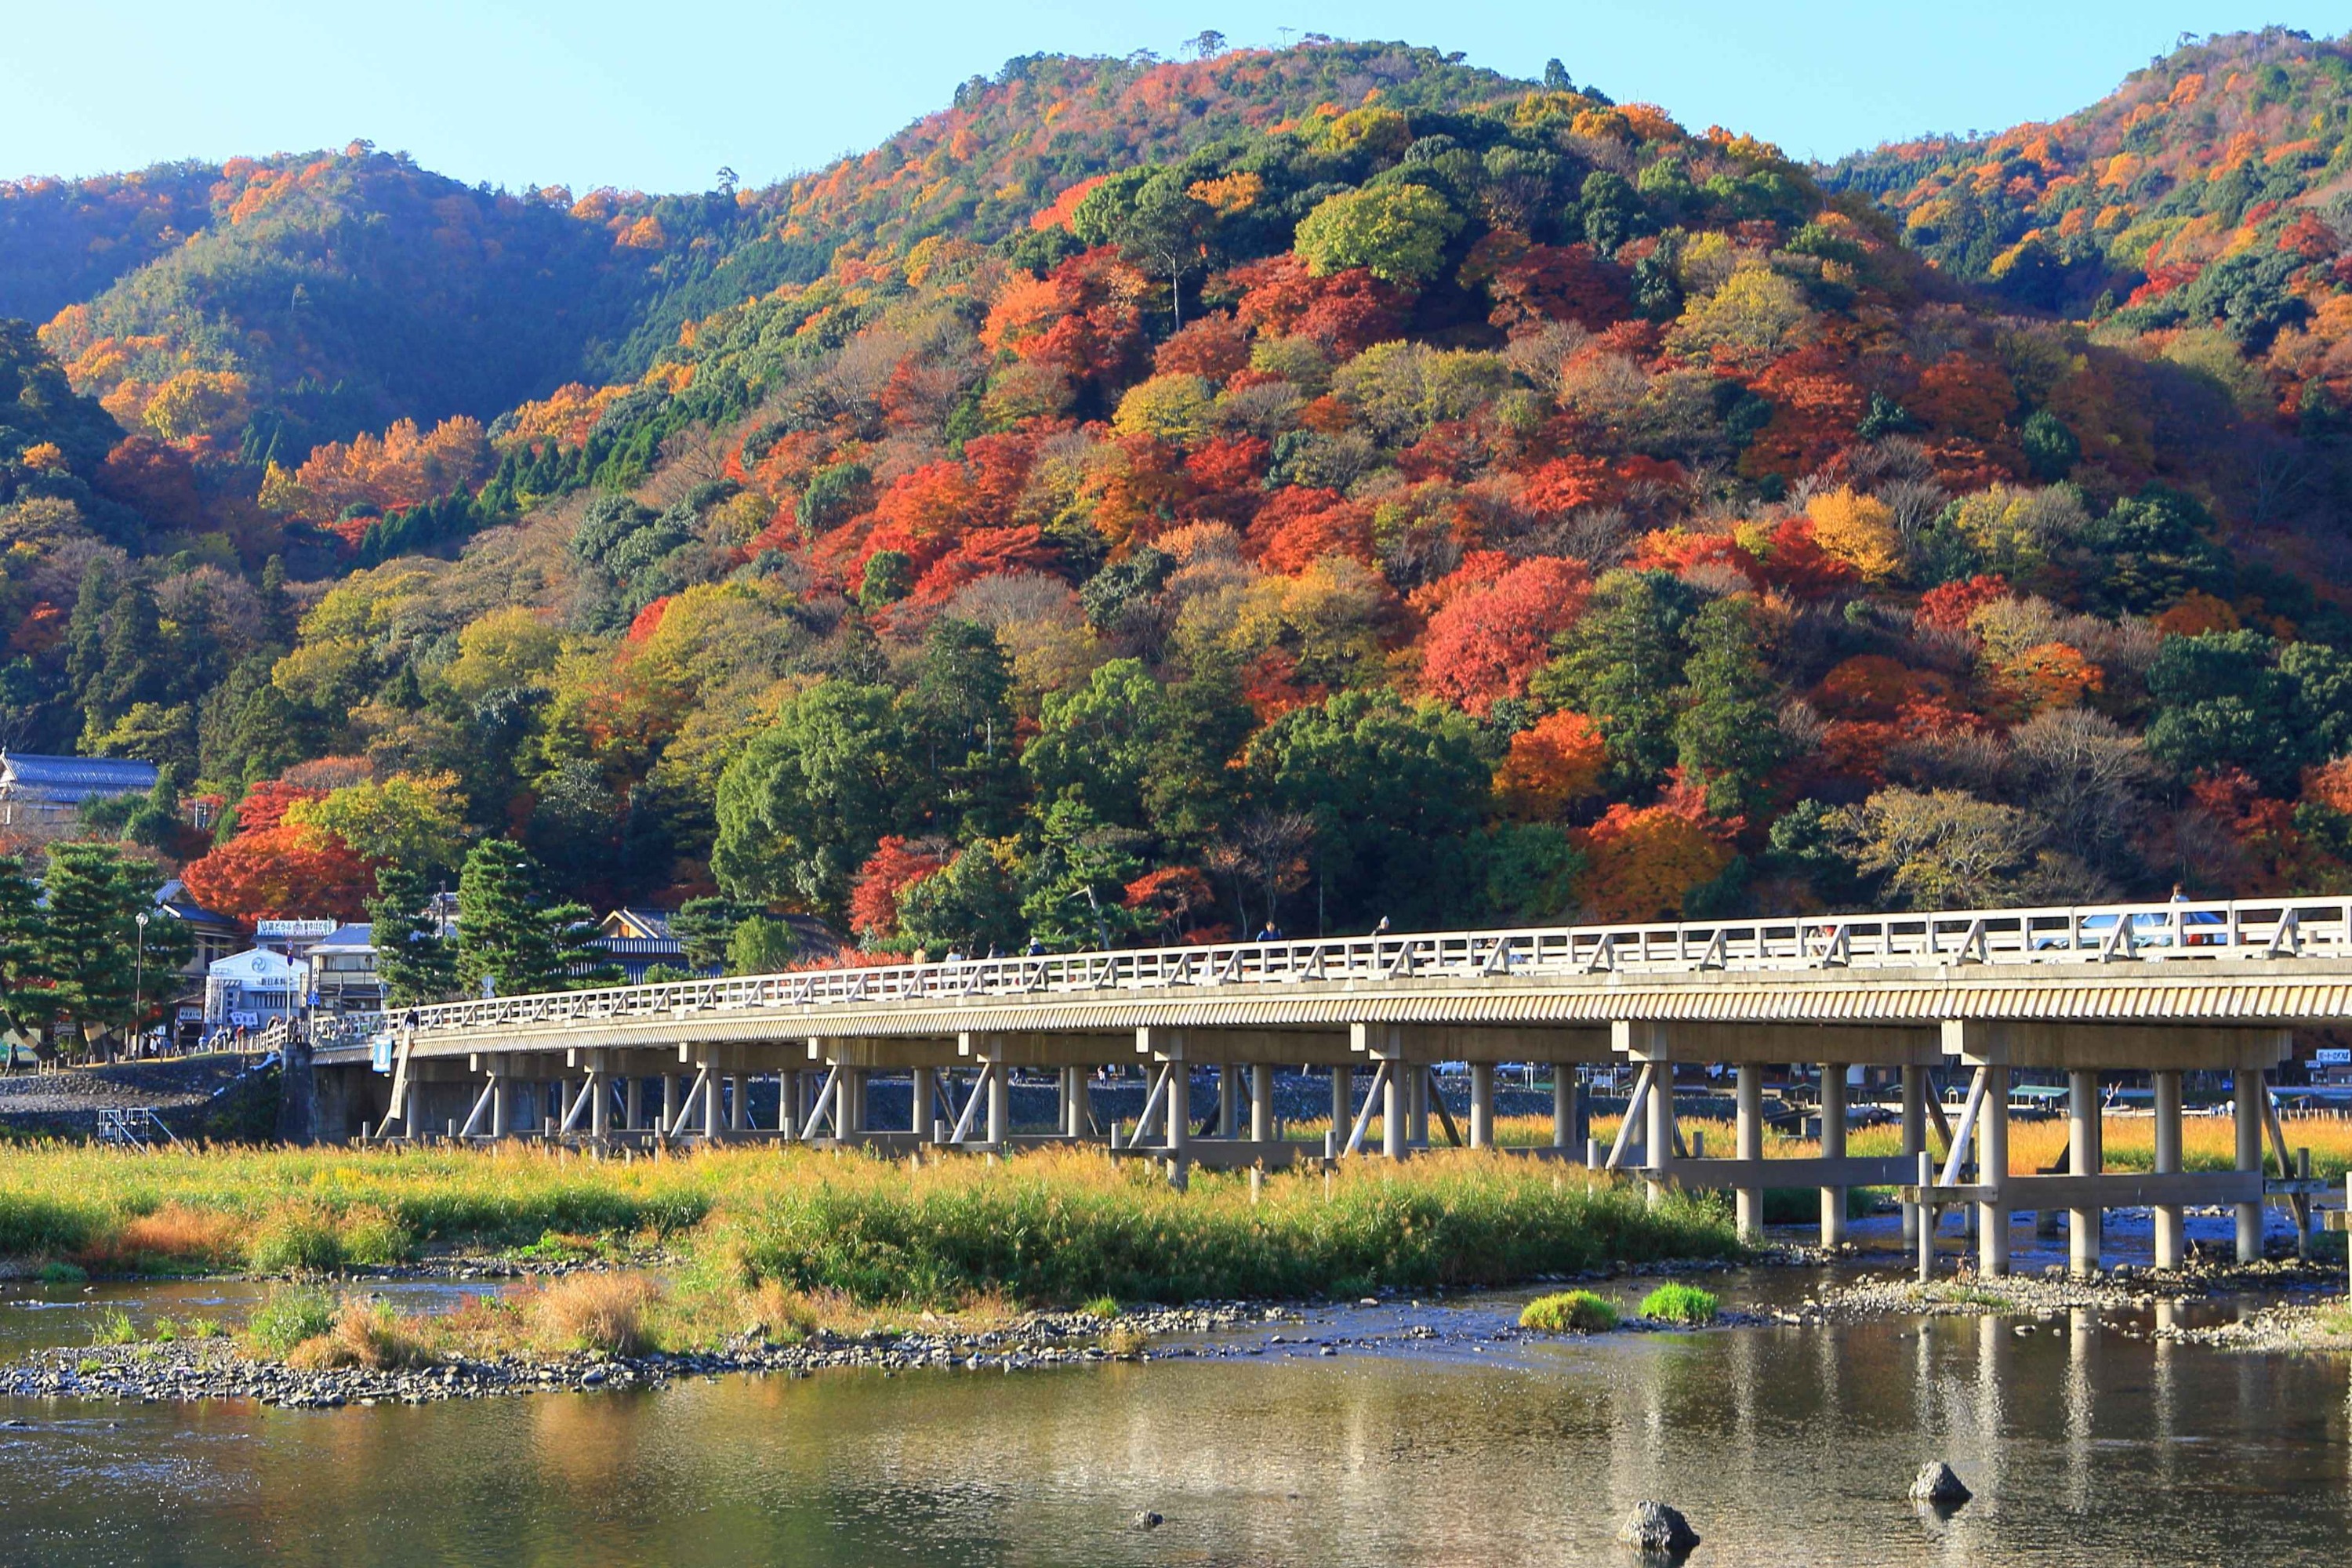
[1617,1501,1700,1556]
[1909,1461,1973,1508]
[1129,1511,1163,1530]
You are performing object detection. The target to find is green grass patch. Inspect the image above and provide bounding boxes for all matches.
[1519,1290,1618,1333]
[89,1308,136,1345]
[1639,1283,1718,1325]
[245,1287,337,1356]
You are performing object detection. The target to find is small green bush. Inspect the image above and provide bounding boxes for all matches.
[337,1208,415,1267]
[247,1208,344,1274]
[246,1287,338,1356]
[38,1260,87,1284]
[1519,1290,1618,1334]
[1082,1295,1120,1319]
[90,1307,138,1345]
[1639,1283,1718,1325]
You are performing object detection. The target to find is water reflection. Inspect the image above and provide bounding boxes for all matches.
[2,1294,2347,1566]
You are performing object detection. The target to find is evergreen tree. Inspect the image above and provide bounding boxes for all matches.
[1674,597,1788,816]
[367,862,459,1006]
[38,844,188,1052]
[671,896,755,972]
[1530,570,1699,793]
[455,839,612,996]
[0,855,46,1041]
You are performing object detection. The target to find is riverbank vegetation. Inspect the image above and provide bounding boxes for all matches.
[1,1142,1737,1316]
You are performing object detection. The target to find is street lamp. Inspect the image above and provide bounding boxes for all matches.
[132,912,148,1060]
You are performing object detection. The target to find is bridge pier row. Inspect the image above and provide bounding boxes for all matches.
[2235,1069,2265,1264]
[2154,1070,2184,1269]
[1820,1065,1848,1249]
[1734,1065,1764,1244]
[2069,1070,2103,1277]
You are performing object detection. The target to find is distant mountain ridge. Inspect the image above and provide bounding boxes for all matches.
[2,44,1538,463]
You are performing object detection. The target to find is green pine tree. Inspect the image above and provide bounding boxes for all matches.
[38,844,188,1054]
[367,863,459,1006]
[456,840,614,996]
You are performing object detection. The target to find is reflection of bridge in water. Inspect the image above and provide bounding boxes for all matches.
[311,898,2352,1279]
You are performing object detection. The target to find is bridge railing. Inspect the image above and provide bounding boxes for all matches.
[315,895,2352,1049]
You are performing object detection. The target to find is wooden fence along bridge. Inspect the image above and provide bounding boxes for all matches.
[307,898,2352,1280]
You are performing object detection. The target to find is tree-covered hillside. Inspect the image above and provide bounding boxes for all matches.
[9,35,2352,985]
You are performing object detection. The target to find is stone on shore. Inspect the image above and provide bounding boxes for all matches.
[1617,1501,1700,1556]
[1908,1461,1972,1508]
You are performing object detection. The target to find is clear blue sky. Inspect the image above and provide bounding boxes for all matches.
[3,3,2339,192]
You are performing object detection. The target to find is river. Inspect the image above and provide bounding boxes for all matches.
[3,1240,2347,1565]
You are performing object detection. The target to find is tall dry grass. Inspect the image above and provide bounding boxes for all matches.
[0,1141,1737,1311]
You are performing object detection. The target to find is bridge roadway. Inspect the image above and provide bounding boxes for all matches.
[311,897,2352,1280]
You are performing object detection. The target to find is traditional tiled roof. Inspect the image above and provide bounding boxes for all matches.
[0,751,159,801]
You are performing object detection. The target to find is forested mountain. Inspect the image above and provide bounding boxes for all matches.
[9,33,2352,977]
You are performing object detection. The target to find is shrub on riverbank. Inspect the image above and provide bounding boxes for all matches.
[532,1272,662,1356]
[1639,1283,1718,1324]
[0,1142,1736,1311]
[706,1146,1734,1308]
[1519,1290,1617,1333]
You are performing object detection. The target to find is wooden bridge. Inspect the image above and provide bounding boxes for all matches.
[309,897,2352,1279]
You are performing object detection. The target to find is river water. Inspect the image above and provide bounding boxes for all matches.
[3,1245,2347,1565]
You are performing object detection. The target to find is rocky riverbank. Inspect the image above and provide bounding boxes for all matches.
[1772,1256,2344,1327]
[0,1302,1280,1410]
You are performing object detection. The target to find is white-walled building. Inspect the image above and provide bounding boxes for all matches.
[204,948,307,1030]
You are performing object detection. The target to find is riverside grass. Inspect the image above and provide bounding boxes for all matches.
[0,1142,1736,1308]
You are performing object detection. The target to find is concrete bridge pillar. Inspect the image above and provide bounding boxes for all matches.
[1332,1065,1352,1145]
[702,1063,721,1141]
[987,1060,1010,1146]
[1899,1065,1926,1252]
[1164,1058,1189,1187]
[623,1075,642,1132]
[661,1074,677,1134]
[1468,1062,1494,1149]
[1382,1064,1406,1160]
[489,1072,509,1138]
[1734,1065,1764,1243]
[1406,1066,1430,1148]
[1977,1065,2009,1276]
[1820,1065,1847,1249]
[724,1074,744,1134]
[779,1069,800,1138]
[1250,1064,1272,1144]
[2068,1069,2102,1276]
[1646,1064,1676,1209]
[2234,1069,2264,1263]
[588,1056,609,1140]
[2153,1069,2183,1269]
[1218,1063,1240,1139]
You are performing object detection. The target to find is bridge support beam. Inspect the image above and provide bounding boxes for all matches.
[623,1075,642,1133]
[2154,1069,2183,1269]
[1899,1065,1925,1253]
[778,1069,799,1138]
[1219,1064,1240,1140]
[2069,1069,2102,1276]
[1646,1061,1676,1209]
[2235,1069,2264,1263]
[1735,1065,1763,1244]
[1332,1065,1352,1149]
[1468,1062,1494,1149]
[1977,1065,2009,1276]
[1820,1065,1847,1249]
[1250,1063,1272,1145]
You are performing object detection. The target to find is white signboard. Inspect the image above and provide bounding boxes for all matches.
[2314,1048,2352,1065]
[256,919,337,938]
